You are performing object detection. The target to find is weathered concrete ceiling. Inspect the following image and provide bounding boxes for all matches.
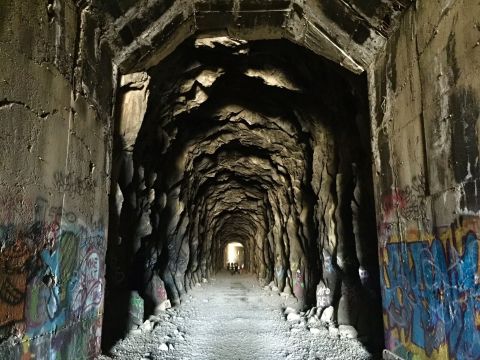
[97,0,413,74]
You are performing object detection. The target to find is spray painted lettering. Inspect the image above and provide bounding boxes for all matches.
[381,218,480,360]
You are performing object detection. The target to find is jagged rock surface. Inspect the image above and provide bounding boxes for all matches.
[105,38,382,351]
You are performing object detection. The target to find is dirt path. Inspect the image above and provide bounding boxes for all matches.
[103,272,371,360]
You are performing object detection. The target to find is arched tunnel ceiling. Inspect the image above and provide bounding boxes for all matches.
[97,0,413,74]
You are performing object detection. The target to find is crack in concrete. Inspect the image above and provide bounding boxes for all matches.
[0,99,54,119]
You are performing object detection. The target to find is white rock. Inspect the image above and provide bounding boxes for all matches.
[309,327,321,335]
[129,329,142,336]
[339,325,358,339]
[329,326,339,337]
[141,320,153,331]
[271,286,279,292]
[284,307,297,315]
[168,343,175,351]
[202,278,208,283]
[203,299,209,303]
[320,306,334,323]
[287,313,301,321]
[159,343,169,351]
[195,283,201,287]
[155,299,172,313]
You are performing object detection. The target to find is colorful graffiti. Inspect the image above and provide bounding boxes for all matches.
[0,195,106,359]
[380,216,480,360]
[128,291,144,329]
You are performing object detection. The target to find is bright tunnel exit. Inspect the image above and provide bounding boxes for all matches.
[224,242,245,269]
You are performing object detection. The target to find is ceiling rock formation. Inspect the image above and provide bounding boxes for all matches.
[103,38,382,351]
[97,0,413,74]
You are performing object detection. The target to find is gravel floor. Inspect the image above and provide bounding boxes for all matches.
[99,272,372,360]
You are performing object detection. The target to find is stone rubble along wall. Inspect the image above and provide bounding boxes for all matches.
[368,1,480,359]
[0,1,115,359]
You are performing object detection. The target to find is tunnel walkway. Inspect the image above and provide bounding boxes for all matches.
[104,272,371,360]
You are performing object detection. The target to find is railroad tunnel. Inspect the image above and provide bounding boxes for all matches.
[1,1,480,360]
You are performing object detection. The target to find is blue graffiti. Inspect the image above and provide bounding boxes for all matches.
[382,232,480,359]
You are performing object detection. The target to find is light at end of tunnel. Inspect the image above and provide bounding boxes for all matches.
[227,242,243,264]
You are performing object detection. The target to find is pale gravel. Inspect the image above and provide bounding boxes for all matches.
[99,272,371,360]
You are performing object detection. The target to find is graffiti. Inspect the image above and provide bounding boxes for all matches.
[0,227,43,327]
[382,176,427,223]
[59,231,79,302]
[88,317,103,357]
[381,218,480,360]
[71,249,103,319]
[128,291,144,328]
[293,269,305,300]
[316,282,331,308]
[53,171,97,196]
[0,193,106,360]
[0,242,31,305]
[148,274,168,304]
[323,252,333,273]
[48,205,77,224]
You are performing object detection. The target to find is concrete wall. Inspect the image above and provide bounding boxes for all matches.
[0,1,115,358]
[369,1,480,359]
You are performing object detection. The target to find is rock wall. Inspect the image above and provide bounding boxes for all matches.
[104,38,383,352]
[369,1,480,359]
[0,1,115,358]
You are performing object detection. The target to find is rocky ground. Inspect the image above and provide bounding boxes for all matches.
[99,272,372,360]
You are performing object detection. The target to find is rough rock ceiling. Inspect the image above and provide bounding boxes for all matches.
[97,0,413,74]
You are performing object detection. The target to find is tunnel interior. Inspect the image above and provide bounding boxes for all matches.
[103,36,383,352]
[3,1,480,359]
